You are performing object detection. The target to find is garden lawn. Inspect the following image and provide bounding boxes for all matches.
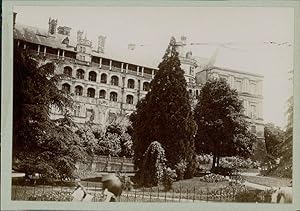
[171,177,229,192]
[243,175,291,187]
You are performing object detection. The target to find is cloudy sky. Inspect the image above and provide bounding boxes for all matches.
[14,6,294,128]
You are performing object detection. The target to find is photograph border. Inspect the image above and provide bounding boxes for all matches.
[2,1,300,210]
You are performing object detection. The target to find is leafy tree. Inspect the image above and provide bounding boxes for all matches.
[264,123,284,158]
[267,96,293,178]
[75,123,98,158]
[96,132,121,156]
[130,37,197,178]
[194,78,256,169]
[13,47,86,179]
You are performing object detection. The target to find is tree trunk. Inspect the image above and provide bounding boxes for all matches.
[216,155,220,167]
[212,154,216,169]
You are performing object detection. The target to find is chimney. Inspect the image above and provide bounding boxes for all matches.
[128,43,136,51]
[181,35,187,45]
[48,17,58,35]
[97,35,106,53]
[57,26,72,36]
[77,30,83,43]
[13,12,17,28]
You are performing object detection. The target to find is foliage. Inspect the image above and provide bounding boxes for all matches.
[75,123,98,158]
[264,123,284,158]
[13,48,87,179]
[234,190,270,202]
[174,160,187,180]
[194,78,256,169]
[196,154,212,164]
[199,173,228,183]
[95,116,133,158]
[27,191,72,201]
[96,132,121,156]
[161,167,177,191]
[137,141,167,186]
[266,97,293,178]
[130,37,197,175]
[220,157,260,169]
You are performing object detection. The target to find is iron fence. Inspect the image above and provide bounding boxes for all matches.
[11,182,241,202]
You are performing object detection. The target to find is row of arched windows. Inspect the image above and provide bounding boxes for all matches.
[62,83,135,104]
[63,66,150,91]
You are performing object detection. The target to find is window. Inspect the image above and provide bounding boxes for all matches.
[63,66,72,77]
[127,79,135,89]
[76,69,85,79]
[62,83,70,94]
[196,90,199,96]
[74,105,80,117]
[250,105,257,119]
[250,82,256,94]
[189,89,192,95]
[75,85,83,96]
[235,80,242,92]
[87,88,95,98]
[110,92,118,102]
[251,125,256,134]
[189,66,194,75]
[88,71,97,82]
[101,73,107,83]
[143,82,150,91]
[126,95,134,104]
[111,76,119,86]
[99,90,106,99]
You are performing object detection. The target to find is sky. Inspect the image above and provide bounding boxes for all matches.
[14,6,294,128]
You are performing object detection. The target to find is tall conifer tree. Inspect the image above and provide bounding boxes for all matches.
[131,37,197,178]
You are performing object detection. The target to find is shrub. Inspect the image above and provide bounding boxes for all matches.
[199,173,228,183]
[28,191,72,201]
[235,190,263,202]
[220,157,260,169]
[161,167,177,191]
[138,141,167,186]
[174,160,187,180]
[211,166,237,176]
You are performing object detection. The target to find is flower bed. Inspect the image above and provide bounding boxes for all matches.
[199,173,228,183]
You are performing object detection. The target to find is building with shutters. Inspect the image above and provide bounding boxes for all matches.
[13,15,264,139]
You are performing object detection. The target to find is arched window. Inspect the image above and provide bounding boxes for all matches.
[189,89,192,95]
[127,79,135,89]
[126,95,134,104]
[63,66,72,77]
[99,90,106,99]
[75,85,83,96]
[196,90,199,96]
[87,88,95,98]
[76,69,85,79]
[101,73,107,83]
[111,76,119,86]
[143,82,150,91]
[62,83,70,94]
[110,92,118,102]
[89,71,97,82]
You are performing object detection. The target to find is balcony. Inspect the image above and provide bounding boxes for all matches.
[143,73,152,79]
[111,66,122,72]
[101,64,110,70]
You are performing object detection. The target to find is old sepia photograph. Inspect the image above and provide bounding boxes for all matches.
[9,5,294,205]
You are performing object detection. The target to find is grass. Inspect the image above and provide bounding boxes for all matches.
[243,175,291,187]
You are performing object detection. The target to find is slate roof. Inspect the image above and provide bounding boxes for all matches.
[13,24,161,69]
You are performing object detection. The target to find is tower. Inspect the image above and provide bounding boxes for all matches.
[98,35,106,53]
[48,17,57,35]
[77,30,84,43]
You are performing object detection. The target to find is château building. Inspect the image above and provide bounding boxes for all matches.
[13,15,264,139]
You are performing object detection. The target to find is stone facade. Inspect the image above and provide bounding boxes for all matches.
[13,17,264,138]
